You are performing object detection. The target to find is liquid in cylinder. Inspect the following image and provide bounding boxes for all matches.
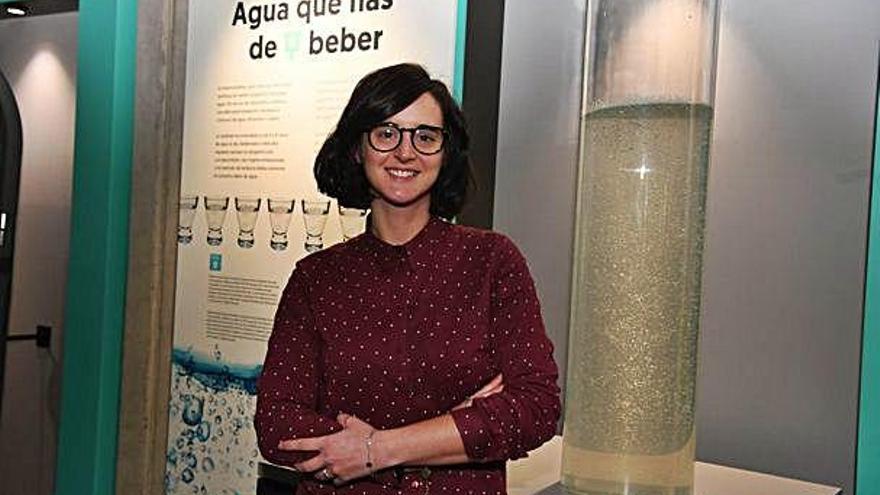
[563,103,713,495]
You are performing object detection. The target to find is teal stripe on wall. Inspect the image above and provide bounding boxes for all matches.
[857,68,880,495]
[54,0,137,494]
[453,0,468,102]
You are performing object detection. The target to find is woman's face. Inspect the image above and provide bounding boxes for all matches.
[360,92,444,213]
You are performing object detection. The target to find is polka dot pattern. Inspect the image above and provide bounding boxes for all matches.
[255,217,561,494]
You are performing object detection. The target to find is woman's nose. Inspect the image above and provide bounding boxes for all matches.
[394,131,417,160]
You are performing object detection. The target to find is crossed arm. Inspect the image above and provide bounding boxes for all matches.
[277,375,503,484]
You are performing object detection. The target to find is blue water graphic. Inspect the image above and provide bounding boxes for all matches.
[165,347,265,495]
[171,348,262,395]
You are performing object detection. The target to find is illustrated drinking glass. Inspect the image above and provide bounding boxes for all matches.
[338,206,368,242]
[203,196,229,246]
[301,199,331,252]
[268,197,295,251]
[178,195,198,244]
[235,197,261,248]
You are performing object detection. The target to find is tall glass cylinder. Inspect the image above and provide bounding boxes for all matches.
[562,1,720,495]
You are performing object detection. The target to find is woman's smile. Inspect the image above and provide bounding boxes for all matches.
[385,167,420,179]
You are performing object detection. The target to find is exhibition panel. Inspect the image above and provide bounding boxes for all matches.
[164,2,465,493]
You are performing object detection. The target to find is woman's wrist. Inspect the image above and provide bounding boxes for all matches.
[370,428,402,471]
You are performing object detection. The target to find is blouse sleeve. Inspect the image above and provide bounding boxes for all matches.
[450,235,561,461]
[254,263,342,466]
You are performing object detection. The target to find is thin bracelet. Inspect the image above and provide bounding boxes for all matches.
[364,429,377,472]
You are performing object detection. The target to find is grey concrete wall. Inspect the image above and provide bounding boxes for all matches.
[494,1,878,494]
[0,11,78,495]
[115,0,187,492]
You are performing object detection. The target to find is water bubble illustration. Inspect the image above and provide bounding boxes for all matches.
[197,421,211,442]
[182,395,204,426]
[183,451,197,469]
[165,349,262,494]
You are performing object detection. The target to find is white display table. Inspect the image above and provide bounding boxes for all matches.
[507,437,841,495]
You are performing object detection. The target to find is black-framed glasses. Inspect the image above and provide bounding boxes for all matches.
[366,123,446,155]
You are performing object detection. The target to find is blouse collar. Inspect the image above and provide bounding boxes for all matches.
[359,215,451,266]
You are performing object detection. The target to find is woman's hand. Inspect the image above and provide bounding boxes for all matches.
[277,413,377,486]
[451,373,504,411]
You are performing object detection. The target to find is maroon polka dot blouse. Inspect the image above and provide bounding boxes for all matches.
[255,216,561,494]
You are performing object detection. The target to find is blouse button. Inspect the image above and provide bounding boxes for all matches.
[410,480,421,489]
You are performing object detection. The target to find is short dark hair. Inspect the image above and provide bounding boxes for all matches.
[314,63,472,220]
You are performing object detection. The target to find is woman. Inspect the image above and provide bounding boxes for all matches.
[255,63,560,494]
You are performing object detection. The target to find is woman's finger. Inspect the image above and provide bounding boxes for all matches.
[450,398,471,411]
[278,436,323,451]
[475,374,503,395]
[471,375,504,399]
[474,383,504,399]
[473,380,504,398]
[489,373,504,387]
[451,375,506,411]
[341,414,374,435]
[294,455,327,473]
[472,374,503,397]
[337,413,351,427]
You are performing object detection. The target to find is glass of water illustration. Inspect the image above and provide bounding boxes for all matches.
[268,197,296,251]
[203,196,229,246]
[235,197,261,248]
[301,199,331,252]
[338,206,368,242]
[178,195,199,244]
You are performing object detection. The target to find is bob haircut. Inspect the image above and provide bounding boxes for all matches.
[314,63,472,220]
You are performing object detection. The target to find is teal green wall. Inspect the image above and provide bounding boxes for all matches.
[54,0,137,494]
[453,0,468,102]
[857,84,880,494]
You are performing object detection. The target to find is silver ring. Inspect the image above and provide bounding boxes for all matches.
[317,467,334,480]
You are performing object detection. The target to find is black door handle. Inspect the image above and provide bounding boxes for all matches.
[6,324,51,348]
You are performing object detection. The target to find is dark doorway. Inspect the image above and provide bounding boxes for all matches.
[0,68,23,413]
